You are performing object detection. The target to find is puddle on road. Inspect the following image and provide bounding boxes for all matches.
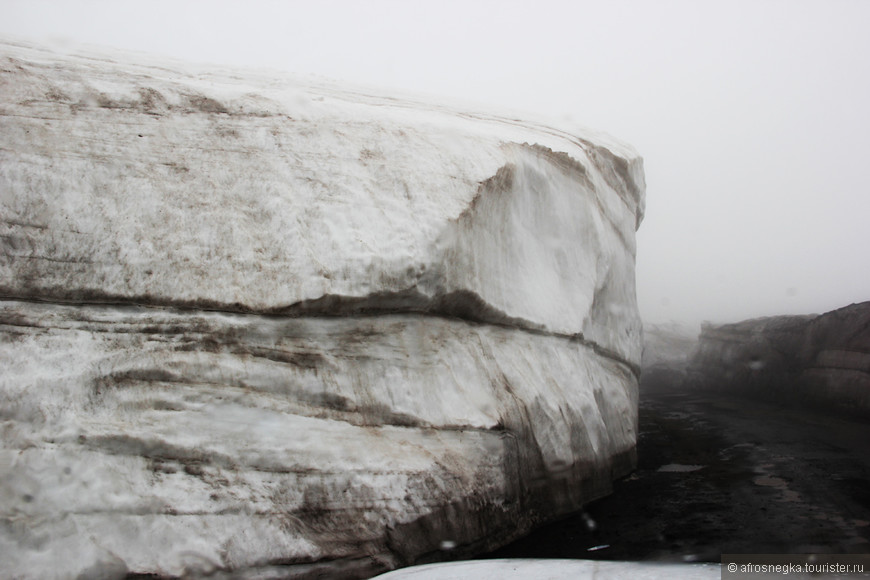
[657,464,706,473]
[752,473,802,503]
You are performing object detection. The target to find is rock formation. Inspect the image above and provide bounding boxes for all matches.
[0,40,646,579]
[688,303,870,416]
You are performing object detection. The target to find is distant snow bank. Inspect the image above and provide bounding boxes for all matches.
[688,301,870,415]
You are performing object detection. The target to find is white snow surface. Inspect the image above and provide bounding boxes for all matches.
[0,39,646,579]
[1,300,639,578]
[0,38,645,365]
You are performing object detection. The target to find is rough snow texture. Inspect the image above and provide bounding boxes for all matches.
[688,302,870,416]
[0,40,645,579]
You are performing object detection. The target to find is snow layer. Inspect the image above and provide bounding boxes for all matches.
[0,38,644,364]
[0,39,646,578]
[1,300,637,578]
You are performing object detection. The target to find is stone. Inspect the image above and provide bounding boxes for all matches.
[0,39,646,578]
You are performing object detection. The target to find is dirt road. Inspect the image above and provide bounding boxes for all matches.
[486,386,870,562]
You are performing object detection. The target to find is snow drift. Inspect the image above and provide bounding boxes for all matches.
[688,302,870,416]
[0,39,645,578]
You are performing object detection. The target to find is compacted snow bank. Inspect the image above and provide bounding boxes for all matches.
[688,302,870,416]
[0,38,646,578]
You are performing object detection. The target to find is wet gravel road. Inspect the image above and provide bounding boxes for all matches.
[485,386,870,563]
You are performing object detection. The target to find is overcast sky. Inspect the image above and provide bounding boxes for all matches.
[2,0,869,326]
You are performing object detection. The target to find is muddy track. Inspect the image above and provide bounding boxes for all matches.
[485,386,870,562]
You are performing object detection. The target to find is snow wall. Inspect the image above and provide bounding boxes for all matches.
[0,39,645,579]
[688,302,870,417]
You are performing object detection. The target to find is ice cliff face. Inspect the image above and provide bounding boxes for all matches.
[688,303,870,416]
[0,40,645,579]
